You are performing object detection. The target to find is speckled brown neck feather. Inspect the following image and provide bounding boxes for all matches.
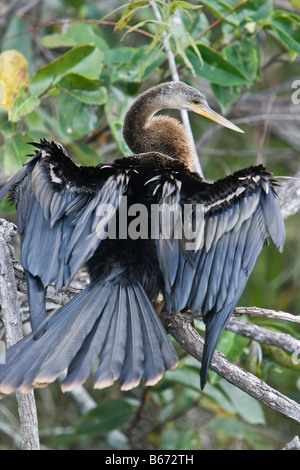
[123,83,196,170]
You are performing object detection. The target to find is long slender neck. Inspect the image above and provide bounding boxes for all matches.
[123,86,195,169]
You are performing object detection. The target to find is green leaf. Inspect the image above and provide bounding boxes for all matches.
[200,0,272,27]
[9,91,40,122]
[174,34,200,76]
[186,43,250,86]
[271,11,300,54]
[42,33,77,49]
[4,132,34,176]
[111,45,164,83]
[29,44,103,97]
[146,23,166,54]
[199,0,239,26]
[211,83,243,112]
[104,86,134,154]
[42,23,109,52]
[206,418,273,450]
[57,90,100,140]
[63,23,109,52]
[219,330,249,363]
[58,73,107,105]
[120,19,162,42]
[236,0,273,24]
[169,1,203,15]
[224,38,259,82]
[76,399,135,436]
[203,385,237,414]
[219,381,266,425]
[137,47,165,82]
[164,367,202,392]
[161,425,201,451]
[209,330,249,385]
[115,1,149,30]
[33,106,67,142]
[72,47,103,79]
[103,47,135,64]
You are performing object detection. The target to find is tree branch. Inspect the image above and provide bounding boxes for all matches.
[227,317,300,354]
[235,306,300,324]
[0,219,40,450]
[282,435,300,450]
[160,311,300,426]
[277,172,300,220]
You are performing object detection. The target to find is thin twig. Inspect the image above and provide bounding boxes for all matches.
[1,18,154,44]
[149,0,203,177]
[195,0,250,42]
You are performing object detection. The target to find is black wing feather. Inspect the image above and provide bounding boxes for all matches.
[0,141,127,331]
[155,167,285,388]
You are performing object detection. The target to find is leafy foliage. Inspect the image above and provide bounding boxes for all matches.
[0,0,300,451]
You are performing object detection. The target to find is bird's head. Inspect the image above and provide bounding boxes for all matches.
[163,81,244,134]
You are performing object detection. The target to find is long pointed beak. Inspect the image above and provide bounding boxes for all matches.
[191,102,244,133]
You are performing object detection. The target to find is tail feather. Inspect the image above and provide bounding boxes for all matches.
[4,284,102,393]
[93,286,131,389]
[32,285,109,388]
[61,290,115,392]
[108,286,145,391]
[137,298,165,385]
[0,281,178,396]
[134,284,178,375]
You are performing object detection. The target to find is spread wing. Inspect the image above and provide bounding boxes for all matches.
[152,166,285,388]
[0,139,128,331]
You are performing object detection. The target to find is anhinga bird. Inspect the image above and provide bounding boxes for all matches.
[0,81,285,395]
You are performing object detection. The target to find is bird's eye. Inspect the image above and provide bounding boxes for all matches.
[191,97,201,105]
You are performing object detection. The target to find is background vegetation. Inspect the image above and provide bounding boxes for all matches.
[0,0,299,450]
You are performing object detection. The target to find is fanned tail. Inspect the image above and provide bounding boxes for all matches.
[0,281,178,396]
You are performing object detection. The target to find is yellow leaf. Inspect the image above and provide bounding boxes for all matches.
[0,80,5,105]
[288,0,300,8]
[0,50,29,111]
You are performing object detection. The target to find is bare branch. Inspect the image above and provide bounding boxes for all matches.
[282,435,300,450]
[235,306,300,324]
[0,220,40,450]
[227,317,300,353]
[160,311,300,425]
[277,172,300,220]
